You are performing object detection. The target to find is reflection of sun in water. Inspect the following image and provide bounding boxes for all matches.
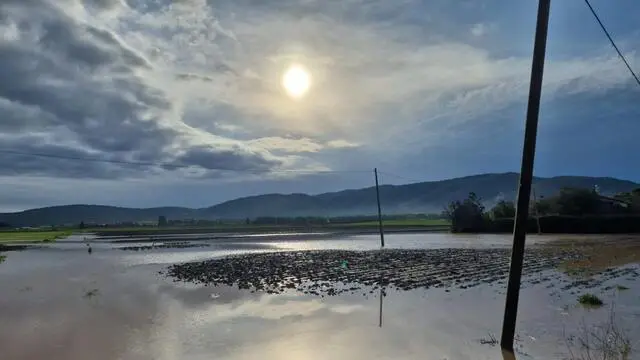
[282,64,311,99]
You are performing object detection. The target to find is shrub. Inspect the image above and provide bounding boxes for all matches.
[578,293,603,307]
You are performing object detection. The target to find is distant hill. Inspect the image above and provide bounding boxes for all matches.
[1,172,637,226]
[0,205,199,227]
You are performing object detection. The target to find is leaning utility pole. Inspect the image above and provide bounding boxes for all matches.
[374,168,385,248]
[500,0,551,352]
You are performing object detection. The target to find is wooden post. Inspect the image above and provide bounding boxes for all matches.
[374,168,385,248]
[500,0,551,352]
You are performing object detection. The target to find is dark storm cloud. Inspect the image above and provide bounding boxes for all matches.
[83,0,127,10]
[175,73,215,82]
[174,145,278,172]
[0,140,137,179]
[175,64,237,81]
[0,0,280,179]
[35,14,152,70]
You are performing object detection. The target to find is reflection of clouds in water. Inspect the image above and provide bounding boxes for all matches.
[157,280,370,359]
[8,244,638,360]
[147,299,184,360]
[194,293,365,322]
[161,281,366,322]
[0,266,167,360]
[332,304,364,314]
[172,292,380,360]
[158,283,260,308]
[119,249,273,266]
[212,303,474,360]
[153,284,370,360]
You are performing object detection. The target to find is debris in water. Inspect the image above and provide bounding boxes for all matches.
[83,288,99,298]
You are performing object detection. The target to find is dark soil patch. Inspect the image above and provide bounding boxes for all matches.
[0,244,29,252]
[118,242,210,251]
[167,248,584,297]
[547,236,640,275]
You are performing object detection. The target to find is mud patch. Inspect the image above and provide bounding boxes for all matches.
[118,242,210,251]
[167,248,606,297]
[0,244,30,252]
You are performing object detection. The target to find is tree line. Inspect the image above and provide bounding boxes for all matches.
[444,187,640,233]
[151,213,443,227]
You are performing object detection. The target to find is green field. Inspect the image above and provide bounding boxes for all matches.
[88,219,450,236]
[0,230,72,243]
[88,225,285,236]
[0,218,451,240]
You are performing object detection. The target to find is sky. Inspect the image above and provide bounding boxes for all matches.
[0,0,639,211]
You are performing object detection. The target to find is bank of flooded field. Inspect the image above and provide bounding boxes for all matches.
[1,233,639,359]
[167,235,640,297]
[167,248,579,296]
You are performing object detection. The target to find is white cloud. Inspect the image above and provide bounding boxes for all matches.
[109,0,636,153]
[326,140,360,149]
[470,23,492,37]
[248,137,324,153]
[1,0,639,209]
[246,137,360,153]
[0,0,293,179]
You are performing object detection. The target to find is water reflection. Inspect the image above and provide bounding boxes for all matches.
[502,349,517,360]
[1,235,639,360]
[378,269,386,328]
[379,286,384,328]
[161,263,638,360]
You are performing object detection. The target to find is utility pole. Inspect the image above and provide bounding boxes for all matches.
[500,0,551,352]
[374,168,385,248]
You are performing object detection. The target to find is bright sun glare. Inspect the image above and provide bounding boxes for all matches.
[282,65,311,99]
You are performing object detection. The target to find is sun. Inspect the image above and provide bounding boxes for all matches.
[282,64,311,99]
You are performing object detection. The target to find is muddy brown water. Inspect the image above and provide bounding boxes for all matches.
[1,233,639,360]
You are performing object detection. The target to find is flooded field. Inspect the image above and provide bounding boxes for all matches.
[1,233,639,359]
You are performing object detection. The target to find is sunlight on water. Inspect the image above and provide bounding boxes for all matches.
[1,233,638,360]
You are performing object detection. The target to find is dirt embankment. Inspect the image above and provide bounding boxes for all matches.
[544,235,640,275]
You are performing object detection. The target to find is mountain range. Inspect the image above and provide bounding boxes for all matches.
[1,172,638,227]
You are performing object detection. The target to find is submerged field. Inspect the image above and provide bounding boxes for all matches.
[167,248,575,296]
[167,236,640,297]
[1,232,639,359]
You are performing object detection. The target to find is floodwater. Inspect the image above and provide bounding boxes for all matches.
[1,233,639,360]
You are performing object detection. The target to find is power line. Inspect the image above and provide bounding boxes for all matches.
[583,0,640,87]
[0,149,370,174]
[0,149,182,168]
[378,171,423,184]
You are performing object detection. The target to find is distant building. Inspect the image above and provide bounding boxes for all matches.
[597,194,630,213]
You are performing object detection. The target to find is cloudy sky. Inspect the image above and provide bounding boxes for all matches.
[1,0,639,211]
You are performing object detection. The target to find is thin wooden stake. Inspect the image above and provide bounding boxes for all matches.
[374,168,385,248]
